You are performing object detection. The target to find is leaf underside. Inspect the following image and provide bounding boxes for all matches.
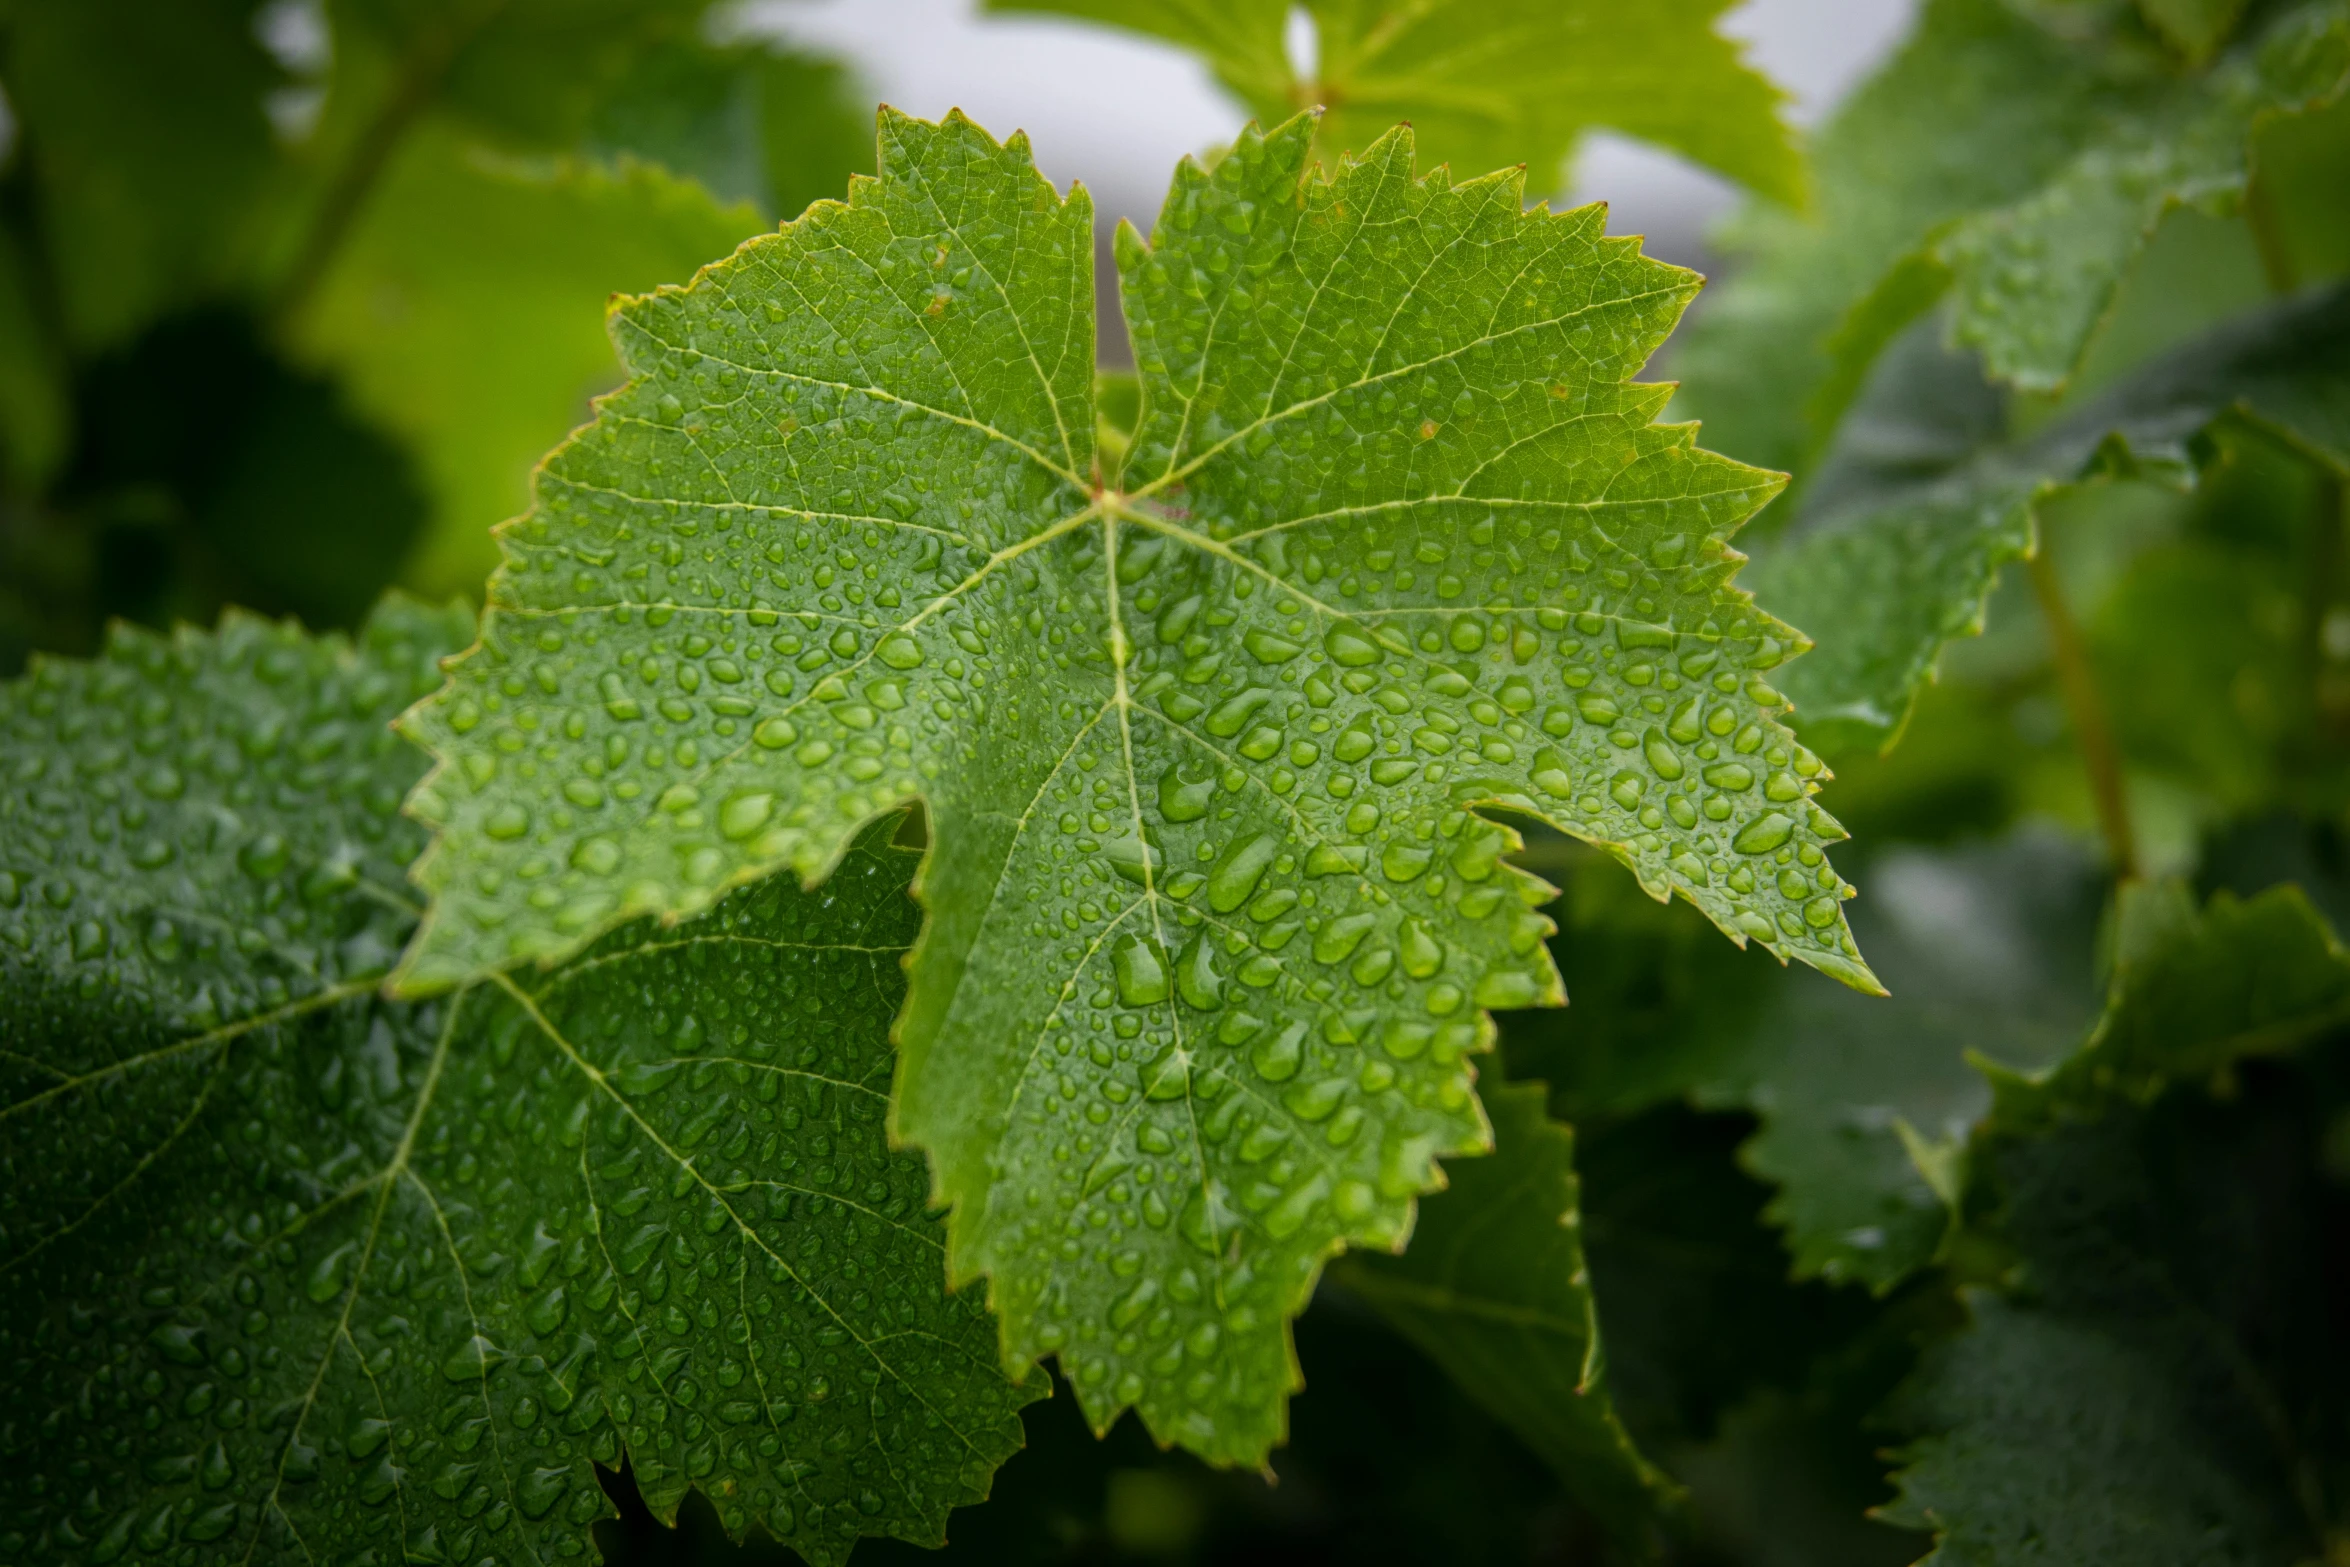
[395,108,1871,1464]
[0,604,1033,1567]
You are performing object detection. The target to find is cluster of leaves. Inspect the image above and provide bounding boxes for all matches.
[10,0,2350,1564]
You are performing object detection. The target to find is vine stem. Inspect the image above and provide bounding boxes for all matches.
[2245,171,2300,296]
[2029,533,2140,880]
[268,1,509,328]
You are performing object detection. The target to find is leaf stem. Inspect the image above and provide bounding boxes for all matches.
[2029,534,2139,880]
[2297,471,2346,753]
[268,4,503,328]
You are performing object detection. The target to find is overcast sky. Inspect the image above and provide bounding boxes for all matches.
[740,0,1920,267]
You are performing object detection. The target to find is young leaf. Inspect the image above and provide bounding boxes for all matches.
[0,603,1034,1566]
[395,109,1872,1463]
[286,123,765,593]
[1333,1082,1679,1540]
[1693,833,2105,1292]
[1882,1045,2350,1565]
[1676,0,2350,478]
[1752,282,2350,752]
[989,0,1804,206]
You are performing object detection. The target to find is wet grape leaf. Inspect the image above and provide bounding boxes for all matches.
[396,109,1871,1465]
[1334,1082,1677,1539]
[1883,1038,2350,1564]
[0,602,1034,1566]
[1675,0,2350,481]
[990,0,1803,205]
[287,122,764,594]
[1752,282,2350,753]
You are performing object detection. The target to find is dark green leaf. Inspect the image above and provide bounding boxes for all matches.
[1982,876,2350,1131]
[1695,833,2106,1292]
[0,0,283,351]
[1335,1082,1676,1539]
[0,602,1036,1566]
[1884,1054,2350,1565]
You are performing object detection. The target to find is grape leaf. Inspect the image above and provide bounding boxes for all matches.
[286,122,765,594]
[1516,833,2103,1294]
[0,602,1034,1566]
[1882,1002,2350,1564]
[1675,0,2350,481]
[1501,839,1781,1124]
[1672,0,2144,479]
[1332,1082,1677,1538]
[987,0,1803,206]
[394,109,1872,1463]
[1752,281,2350,753]
[1691,832,2106,1293]
[1980,877,2350,1132]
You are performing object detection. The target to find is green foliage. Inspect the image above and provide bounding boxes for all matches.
[1694,834,2105,1292]
[394,106,1870,1466]
[17,0,2350,1559]
[991,0,1804,205]
[1982,876,2350,1127]
[1885,1037,2350,1564]
[1752,283,2350,752]
[0,605,1035,1565]
[0,0,871,662]
[1334,1082,1674,1537]
[1678,0,2350,491]
[0,0,284,357]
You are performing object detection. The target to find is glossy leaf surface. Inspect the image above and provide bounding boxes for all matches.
[396,109,1870,1464]
[0,604,1033,1566]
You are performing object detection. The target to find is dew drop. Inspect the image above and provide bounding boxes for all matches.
[1113,934,1170,1007]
